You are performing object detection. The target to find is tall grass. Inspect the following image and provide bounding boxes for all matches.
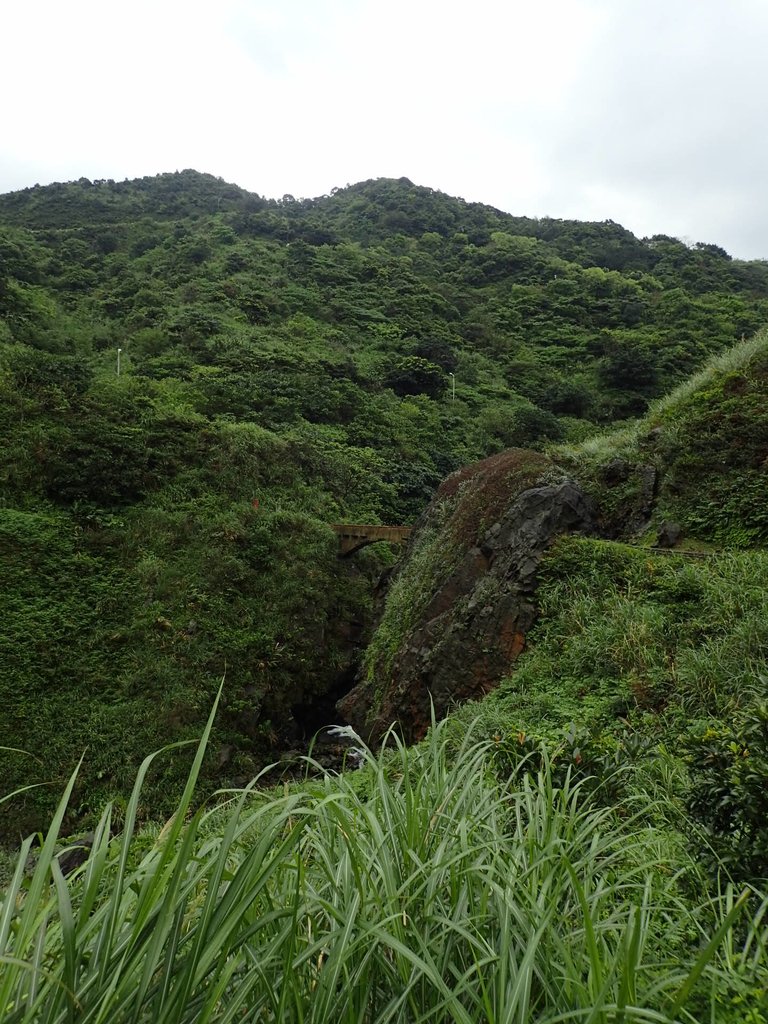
[648,327,768,420]
[1,700,766,1022]
[455,539,768,734]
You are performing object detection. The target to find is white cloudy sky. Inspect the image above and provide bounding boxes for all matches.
[2,0,767,257]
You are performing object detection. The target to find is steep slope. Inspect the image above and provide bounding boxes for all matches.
[347,331,768,744]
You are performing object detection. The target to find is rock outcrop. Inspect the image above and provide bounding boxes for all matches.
[340,335,768,746]
[338,453,593,743]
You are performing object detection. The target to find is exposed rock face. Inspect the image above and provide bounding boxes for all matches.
[595,459,657,537]
[657,520,683,548]
[338,476,593,743]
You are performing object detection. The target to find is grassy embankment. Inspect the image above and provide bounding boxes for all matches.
[1,696,766,1022]
[446,332,768,884]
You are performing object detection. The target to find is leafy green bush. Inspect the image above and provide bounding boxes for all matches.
[383,354,447,397]
[686,697,768,880]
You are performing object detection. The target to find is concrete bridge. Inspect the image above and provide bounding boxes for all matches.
[331,524,412,557]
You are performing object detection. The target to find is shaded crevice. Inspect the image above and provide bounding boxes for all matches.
[290,663,358,741]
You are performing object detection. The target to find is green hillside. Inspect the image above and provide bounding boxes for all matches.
[2,169,768,838]
[360,331,768,882]
[1,171,768,1021]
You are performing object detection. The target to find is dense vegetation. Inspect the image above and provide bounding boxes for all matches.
[3,170,768,838]
[2,704,766,1022]
[366,333,768,884]
[2,170,768,1018]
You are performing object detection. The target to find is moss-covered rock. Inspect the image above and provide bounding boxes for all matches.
[340,451,593,740]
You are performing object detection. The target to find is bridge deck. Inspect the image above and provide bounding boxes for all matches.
[331,524,412,556]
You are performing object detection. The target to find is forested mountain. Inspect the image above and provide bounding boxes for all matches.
[2,169,768,838]
[2,171,768,1021]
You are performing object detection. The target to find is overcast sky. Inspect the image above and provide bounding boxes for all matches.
[2,0,767,258]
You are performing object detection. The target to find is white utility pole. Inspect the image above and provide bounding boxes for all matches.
[117,347,122,376]
[448,372,455,401]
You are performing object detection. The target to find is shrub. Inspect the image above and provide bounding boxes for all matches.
[686,696,768,880]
